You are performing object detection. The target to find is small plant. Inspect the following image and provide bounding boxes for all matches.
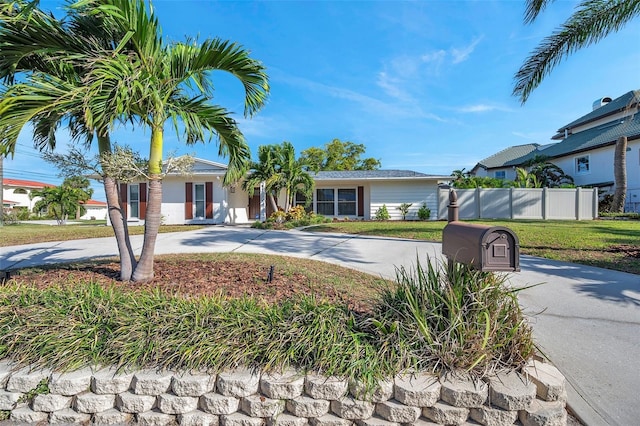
[286,205,306,222]
[396,203,413,220]
[0,411,9,421]
[417,203,431,221]
[268,210,287,224]
[374,204,390,220]
[18,378,49,404]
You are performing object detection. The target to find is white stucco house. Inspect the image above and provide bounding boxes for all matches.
[117,159,450,225]
[2,178,54,212]
[471,90,640,212]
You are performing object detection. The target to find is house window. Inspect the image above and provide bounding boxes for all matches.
[294,191,312,212]
[338,189,356,215]
[129,184,140,218]
[494,171,506,180]
[575,155,590,174]
[13,188,27,194]
[194,183,205,218]
[316,189,334,216]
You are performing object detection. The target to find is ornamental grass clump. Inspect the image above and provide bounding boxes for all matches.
[0,282,388,382]
[372,257,533,374]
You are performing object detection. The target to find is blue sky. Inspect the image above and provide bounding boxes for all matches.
[4,0,640,202]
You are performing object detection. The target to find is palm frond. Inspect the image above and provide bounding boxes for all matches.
[524,0,555,24]
[514,0,640,103]
[167,38,270,117]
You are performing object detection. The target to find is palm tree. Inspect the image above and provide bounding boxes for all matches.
[513,0,640,104]
[243,144,285,213]
[0,0,140,279]
[0,0,269,281]
[514,0,638,213]
[31,184,88,225]
[278,142,314,212]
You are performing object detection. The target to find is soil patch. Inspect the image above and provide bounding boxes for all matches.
[7,255,380,313]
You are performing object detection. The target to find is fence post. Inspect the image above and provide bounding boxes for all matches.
[509,187,514,219]
[576,187,582,220]
[542,187,548,220]
[476,187,481,219]
[593,188,599,219]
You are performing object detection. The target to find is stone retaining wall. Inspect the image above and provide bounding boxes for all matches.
[0,359,567,425]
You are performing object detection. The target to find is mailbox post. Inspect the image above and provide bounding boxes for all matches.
[443,189,520,272]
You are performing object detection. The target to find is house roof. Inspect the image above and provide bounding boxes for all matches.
[2,199,20,206]
[542,112,640,158]
[312,170,449,180]
[2,178,55,189]
[81,199,107,207]
[558,90,640,131]
[475,144,541,170]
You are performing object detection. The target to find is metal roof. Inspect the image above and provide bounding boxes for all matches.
[558,90,640,131]
[312,170,448,180]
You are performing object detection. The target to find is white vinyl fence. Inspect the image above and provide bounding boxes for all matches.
[437,187,599,220]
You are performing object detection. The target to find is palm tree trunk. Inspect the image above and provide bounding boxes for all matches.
[612,136,628,212]
[97,133,137,281]
[268,193,278,213]
[131,177,162,282]
[104,176,137,280]
[132,127,164,282]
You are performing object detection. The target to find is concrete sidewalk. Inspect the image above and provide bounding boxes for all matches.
[1,225,638,425]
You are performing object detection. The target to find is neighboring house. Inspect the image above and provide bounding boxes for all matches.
[471,143,543,180]
[119,159,450,225]
[80,199,108,221]
[1,178,55,212]
[471,90,640,212]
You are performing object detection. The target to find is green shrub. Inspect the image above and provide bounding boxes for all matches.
[286,205,306,221]
[374,204,390,220]
[396,203,412,220]
[417,203,431,221]
[372,258,533,372]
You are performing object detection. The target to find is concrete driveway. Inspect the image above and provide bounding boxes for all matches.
[1,225,638,425]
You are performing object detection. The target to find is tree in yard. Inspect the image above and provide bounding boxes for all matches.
[242,144,284,214]
[242,141,314,213]
[0,0,269,281]
[63,176,93,219]
[513,0,639,212]
[300,139,381,171]
[31,183,90,225]
[611,136,628,211]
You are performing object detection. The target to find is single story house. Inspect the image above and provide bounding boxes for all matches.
[79,199,108,221]
[471,90,640,212]
[118,159,450,225]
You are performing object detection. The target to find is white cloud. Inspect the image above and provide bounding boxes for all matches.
[451,36,484,64]
[282,72,446,122]
[376,71,413,102]
[456,103,513,113]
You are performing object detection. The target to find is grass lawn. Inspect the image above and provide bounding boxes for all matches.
[310,219,640,275]
[0,223,206,247]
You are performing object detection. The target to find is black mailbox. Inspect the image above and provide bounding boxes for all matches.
[442,222,520,272]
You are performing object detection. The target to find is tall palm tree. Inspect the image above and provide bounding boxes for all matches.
[0,0,140,279]
[80,0,269,281]
[0,0,269,281]
[513,0,640,104]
